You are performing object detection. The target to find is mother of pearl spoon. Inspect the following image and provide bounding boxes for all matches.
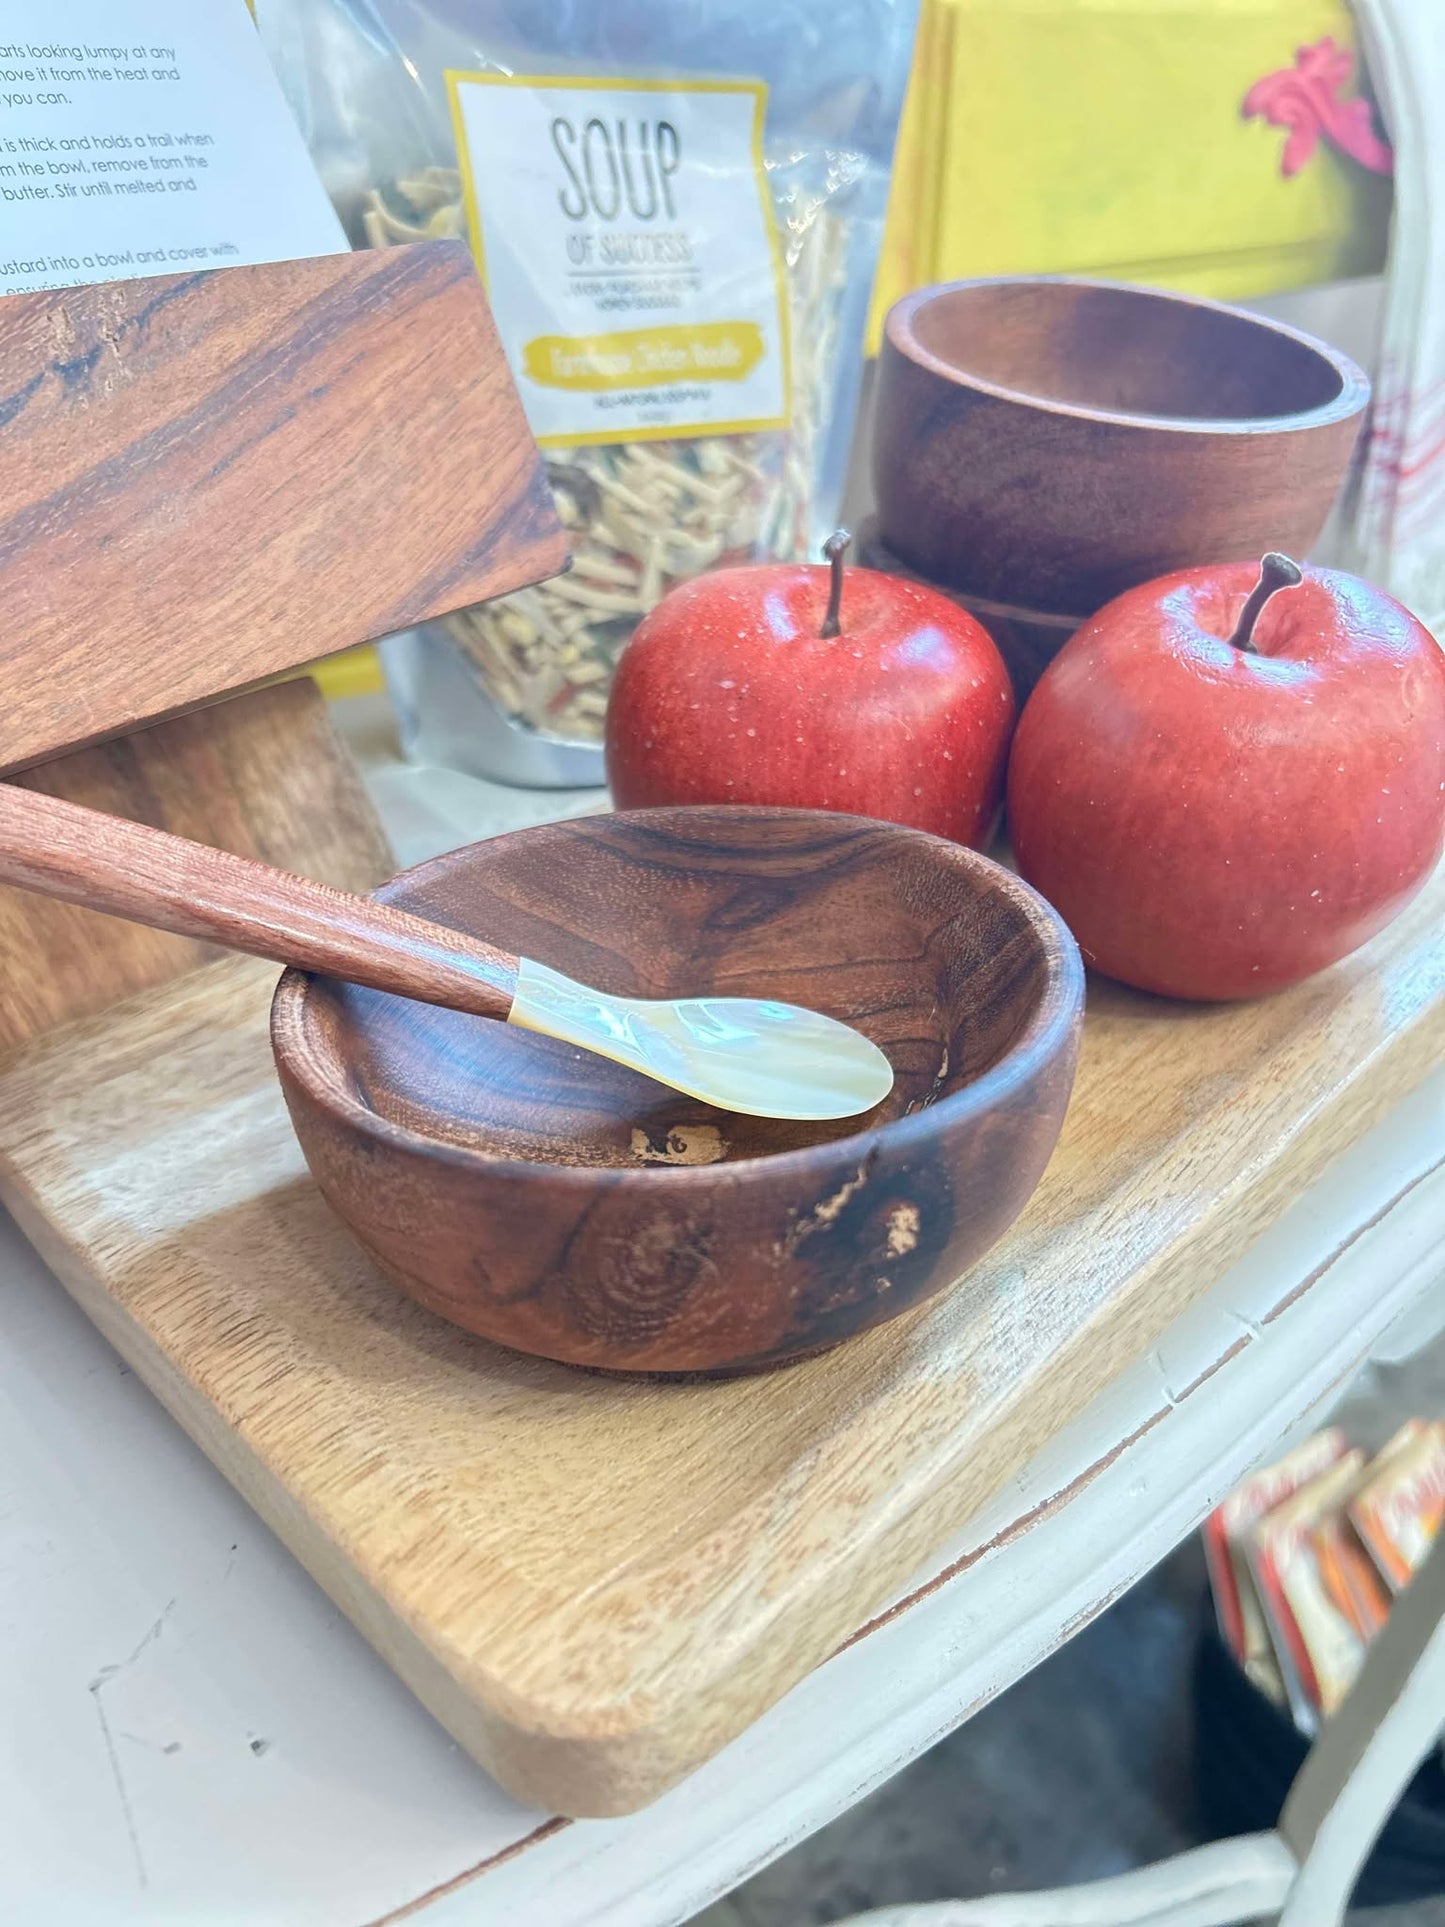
[0,785,894,1122]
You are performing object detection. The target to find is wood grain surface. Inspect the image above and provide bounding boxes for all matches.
[0,681,392,1051]
[0,855,1441,1815]
[872,278,1369,615]
[273,810,1082,1373]
[0,243,567,772]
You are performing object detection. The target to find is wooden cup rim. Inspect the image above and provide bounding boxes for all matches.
[883,275,1372,439]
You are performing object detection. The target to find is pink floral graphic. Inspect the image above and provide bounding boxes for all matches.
[1242,36,1393,179]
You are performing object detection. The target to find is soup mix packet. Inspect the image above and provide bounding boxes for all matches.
[1202,1426,1346,1707]
[1350,1420,1445,1593]
[256,0,918,776]
[1205,1420,1444,1734]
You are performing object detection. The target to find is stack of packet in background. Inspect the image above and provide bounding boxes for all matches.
[1203,1421,1445,1735]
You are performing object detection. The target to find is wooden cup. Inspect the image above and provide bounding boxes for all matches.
[873,277,1371,618]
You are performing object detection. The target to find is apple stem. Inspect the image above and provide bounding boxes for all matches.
[1227,552,1304,653]
[820,529,852,639]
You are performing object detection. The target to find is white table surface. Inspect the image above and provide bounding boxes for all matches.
[4,698,1445,1927]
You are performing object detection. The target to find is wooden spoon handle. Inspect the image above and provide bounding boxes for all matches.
[0,784,519,1020]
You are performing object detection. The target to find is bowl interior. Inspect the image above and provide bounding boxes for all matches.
[906,280,1347,423]
[288,810,1060,1172]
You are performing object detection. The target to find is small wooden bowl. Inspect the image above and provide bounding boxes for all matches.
[873,277,1370,616]
[272,808,1083,1375]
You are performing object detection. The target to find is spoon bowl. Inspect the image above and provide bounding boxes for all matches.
[509,958,895,1120]
[273,807,1084,1374]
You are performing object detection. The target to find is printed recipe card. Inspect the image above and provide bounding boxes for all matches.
[0,0,345,293]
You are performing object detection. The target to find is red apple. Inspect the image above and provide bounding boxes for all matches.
[1007,554,1445,1000]
[605,534,1015,848]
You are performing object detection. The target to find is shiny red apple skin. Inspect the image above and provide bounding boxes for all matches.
[1007,562,1445,1001]
[605,562,1015,847]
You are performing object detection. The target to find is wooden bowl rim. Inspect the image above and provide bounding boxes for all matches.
[271,806,1085,1185]
[883,275,1371,438]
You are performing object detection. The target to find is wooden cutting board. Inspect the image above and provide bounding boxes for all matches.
[0,851,1441,1818]
[2,231,1440,1826]
[0,243,565,772]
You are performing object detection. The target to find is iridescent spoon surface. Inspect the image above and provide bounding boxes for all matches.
[509,958,894,1120]
[0,785,896,1122]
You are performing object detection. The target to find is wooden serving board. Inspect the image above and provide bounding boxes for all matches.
[0,849,1441,1818]
[0,244,565,773]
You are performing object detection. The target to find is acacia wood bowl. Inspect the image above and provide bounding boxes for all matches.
[872,276,1370,617]
[272,807,1083,1375]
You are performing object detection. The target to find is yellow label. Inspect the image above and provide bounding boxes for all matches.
[522,321,765,393]
[446,72,789,446]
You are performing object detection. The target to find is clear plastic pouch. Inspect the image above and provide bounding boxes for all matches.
[257,0,917,775]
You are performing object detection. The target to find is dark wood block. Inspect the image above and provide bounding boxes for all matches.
[0,243,567,772]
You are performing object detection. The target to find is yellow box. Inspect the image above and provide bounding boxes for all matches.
[869,0,1391,349]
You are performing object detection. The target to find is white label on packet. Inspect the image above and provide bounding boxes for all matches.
[0,0,346,297]
[447,74,789,447]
